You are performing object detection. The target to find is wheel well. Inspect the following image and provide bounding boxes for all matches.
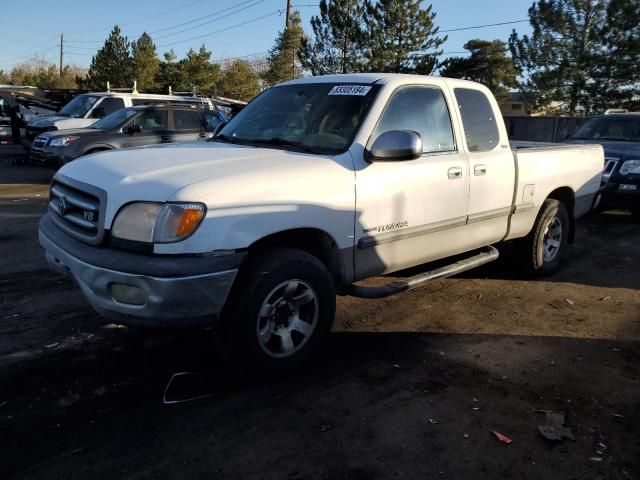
[547,187,575,243]
[247,229,345,286]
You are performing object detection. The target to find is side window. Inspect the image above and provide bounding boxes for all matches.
[204,112,222,131]
[372,86,455,154]
[130,110,169,131]
[91,97,125,118]
[173,110,202,131]
[454,88,499,152]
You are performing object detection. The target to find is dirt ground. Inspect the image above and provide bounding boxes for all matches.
[1,146,639,479]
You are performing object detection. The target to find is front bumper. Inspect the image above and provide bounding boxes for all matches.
[600,181,640,211]
[39,214,245,327]
[29,147,76,166]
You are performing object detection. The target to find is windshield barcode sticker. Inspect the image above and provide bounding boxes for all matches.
[328,85,372,96]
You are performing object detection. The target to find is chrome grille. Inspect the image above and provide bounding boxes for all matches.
[601,157,619,186]
[49,180,102,243]
[32,136,48,151]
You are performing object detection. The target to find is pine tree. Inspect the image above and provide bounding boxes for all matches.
[509,1,607,115]
[263,11,305,86]
[179,45,221,96]
[591,0,640,110]
[440,40,517,105]
[132,32,160,92]
[363,0,446,74]
[298,0,367,75]
[156,50,185,94]
[217,60,261,101]
[83,26,133,90]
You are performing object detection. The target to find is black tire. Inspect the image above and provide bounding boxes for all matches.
[214,248,336,375]
[515,199,570,276]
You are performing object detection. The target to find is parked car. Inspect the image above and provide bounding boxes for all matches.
[30,104,227,166]
[39,74,603,373]
[24,84,214,150]
[566,113,640,220]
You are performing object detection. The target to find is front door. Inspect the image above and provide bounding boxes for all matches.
[121,109,169,148]
[354,85,470,279]
[167,109,205,143]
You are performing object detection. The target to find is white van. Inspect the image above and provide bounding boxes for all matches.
[24,84,213,147]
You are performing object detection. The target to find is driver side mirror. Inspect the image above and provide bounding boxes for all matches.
[125,125,142,134]
[368,130,423,162]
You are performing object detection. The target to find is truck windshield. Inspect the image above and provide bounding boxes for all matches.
[58,95,101,118]
[215,83,379,154]
[90,107,138,130]
[571,117,640,142]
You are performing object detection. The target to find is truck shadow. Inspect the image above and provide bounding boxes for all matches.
[1,329,639,479]
[454,211,640,290]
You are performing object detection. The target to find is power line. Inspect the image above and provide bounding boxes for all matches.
[440,19,528,33]
[149,0,259,35]
[65,0,209,35]
[157,9,282,48]
[154,0,266,40]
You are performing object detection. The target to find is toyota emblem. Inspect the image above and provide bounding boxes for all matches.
[56,196,68,215]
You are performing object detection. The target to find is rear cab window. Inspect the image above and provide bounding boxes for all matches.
[454,88,499,152]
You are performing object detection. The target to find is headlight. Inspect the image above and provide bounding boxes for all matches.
[49,136,80,147]
[620,160,640,175]
[111,202,206,243]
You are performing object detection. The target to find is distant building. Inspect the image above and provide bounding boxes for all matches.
[501,92,529,117]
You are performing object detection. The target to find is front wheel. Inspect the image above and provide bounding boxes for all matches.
[214,248,336,375]
[515,199,570,276]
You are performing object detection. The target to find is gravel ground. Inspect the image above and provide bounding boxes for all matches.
[1,147,638,479]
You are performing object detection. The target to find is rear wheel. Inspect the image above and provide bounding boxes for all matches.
[214,248,336,375]
[515,199,570,276]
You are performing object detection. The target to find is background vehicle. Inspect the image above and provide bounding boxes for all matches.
[0,85,59,144]
[30,104,227,166]
[39,74,603,373]
[24,83,214,149]
[567,112,640,220]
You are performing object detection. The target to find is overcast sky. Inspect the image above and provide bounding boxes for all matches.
[0,0,533,71]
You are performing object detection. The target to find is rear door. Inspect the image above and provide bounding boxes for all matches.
[168,109,205,142]
[451,87,515,245]
[121,109,170,148]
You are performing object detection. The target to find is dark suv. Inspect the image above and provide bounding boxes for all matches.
[30,104,227,166]
[567,113,640,220]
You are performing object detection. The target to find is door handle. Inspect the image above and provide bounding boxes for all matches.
[160,135,171,142]
[448,167,463,179]
[474,164,487,176]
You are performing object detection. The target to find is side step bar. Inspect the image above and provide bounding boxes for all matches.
[345,246,499,299]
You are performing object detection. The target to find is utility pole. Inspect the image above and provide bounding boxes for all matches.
[59,33,63,78]
[285,0,291,27]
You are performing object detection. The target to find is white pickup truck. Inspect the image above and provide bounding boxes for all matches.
[39,74,603,372]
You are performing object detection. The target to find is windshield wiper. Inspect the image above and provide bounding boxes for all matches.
[247,137,318,154]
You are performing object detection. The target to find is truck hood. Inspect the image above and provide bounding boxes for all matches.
[29,116,97,130]
[58,142,343,225]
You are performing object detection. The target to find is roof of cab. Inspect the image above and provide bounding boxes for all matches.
[277,73,484,89]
